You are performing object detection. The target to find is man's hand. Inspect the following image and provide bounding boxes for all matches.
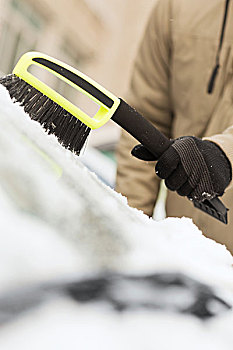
[132,136,232,201]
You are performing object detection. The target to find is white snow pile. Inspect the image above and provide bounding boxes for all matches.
[0,84,233,349]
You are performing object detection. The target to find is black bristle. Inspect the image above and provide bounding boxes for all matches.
[43,105,58,126]
[0,74,91,155]
[17,84,30,102]
[73,124,90,152]
[38,99,55,124]
[24,93,41,114]
[23,89,37,106]
[30,95,47,119]
[61,118,76,145]
[55,113,69,139]
[67,121,81,149]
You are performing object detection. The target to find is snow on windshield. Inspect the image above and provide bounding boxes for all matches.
[0,84,232,349]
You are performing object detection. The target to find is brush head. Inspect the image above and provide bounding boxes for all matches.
[0,74,91,155]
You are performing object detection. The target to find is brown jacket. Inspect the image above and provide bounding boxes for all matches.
[116,0,233,254]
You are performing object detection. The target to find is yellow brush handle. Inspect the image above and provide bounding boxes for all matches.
[13,51,120,129]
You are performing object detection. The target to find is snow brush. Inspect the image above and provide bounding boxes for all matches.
[0,51,228,224]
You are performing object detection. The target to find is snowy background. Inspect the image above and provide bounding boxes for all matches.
[0,84,233,349]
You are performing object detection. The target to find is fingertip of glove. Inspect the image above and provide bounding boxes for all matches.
[155,146,180,179]
[131,144,156,161]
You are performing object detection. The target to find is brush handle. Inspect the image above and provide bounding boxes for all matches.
[112,99,172,158]
[112,99,228,224]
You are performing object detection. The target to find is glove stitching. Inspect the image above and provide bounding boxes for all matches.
[172,138,215,200]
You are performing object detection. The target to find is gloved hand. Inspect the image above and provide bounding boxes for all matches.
[131,136,232,201]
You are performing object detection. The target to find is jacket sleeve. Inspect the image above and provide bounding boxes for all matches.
[115,0,173,216]
[203,73,233,190]
[205,126,233,189]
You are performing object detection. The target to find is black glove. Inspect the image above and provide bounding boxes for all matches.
[132,136,232,201]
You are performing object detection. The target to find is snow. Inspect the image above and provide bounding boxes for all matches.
[80,145,116,188]
[0,299,232,350]
[0,84,232,349]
